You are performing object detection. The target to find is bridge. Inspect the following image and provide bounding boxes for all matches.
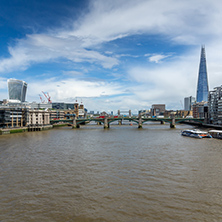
[51,116,205,129]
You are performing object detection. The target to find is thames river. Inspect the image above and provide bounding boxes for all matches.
[1,123,222,222]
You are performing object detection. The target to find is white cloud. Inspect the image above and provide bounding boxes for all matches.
[27,78,125,102]
[0,34,119,73]
[62,70,83,76]
[68,0,221,45]
[147,54,170,63]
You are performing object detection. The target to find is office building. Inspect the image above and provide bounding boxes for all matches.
[7,79,27,102]
[208,86,222,124]
[192,102,208,119]
[28,102,52,109]
[52,102,74,110]
[0,107,29,128]
[196,46,209,102]
[184,96,195,111]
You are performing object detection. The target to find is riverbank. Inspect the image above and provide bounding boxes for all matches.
[182,121,222,130]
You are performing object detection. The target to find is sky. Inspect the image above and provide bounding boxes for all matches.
[0,0,222,114]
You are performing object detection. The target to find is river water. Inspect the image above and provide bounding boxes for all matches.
[1,123,222,222]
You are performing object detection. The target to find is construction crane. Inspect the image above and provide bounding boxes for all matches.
[42,91,52,103]
[39,94,45,103]
[180,100,183,109]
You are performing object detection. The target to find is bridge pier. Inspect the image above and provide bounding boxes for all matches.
[138,117,142,128]
[104,117,110,129]
[118,119,122,125]
[160,120,165,125]
[170,117,176,128]
[72,117,80,128]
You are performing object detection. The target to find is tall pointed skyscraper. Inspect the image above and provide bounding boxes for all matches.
[196,46,209,102]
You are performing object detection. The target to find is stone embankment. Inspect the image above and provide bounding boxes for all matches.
[0,125,53,135]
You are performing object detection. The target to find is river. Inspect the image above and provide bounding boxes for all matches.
[0,123,222,222]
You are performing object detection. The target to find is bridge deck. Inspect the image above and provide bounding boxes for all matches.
[51,117,204,125]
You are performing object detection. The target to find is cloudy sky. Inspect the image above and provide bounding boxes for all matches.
[0,0,222,113]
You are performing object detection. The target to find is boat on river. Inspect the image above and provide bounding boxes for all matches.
[208,130,222,139]
[181,129,212,139]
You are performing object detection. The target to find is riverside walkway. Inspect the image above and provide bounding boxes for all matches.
[51,116,205,129]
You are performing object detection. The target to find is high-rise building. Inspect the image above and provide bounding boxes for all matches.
[184,96,195,111]
[196,46,209,102]
[7,79,27,102]
[208,86,222,124]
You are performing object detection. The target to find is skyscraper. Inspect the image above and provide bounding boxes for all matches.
[196,46,209,102]
[7,79,27,102]
[184,96,195,111]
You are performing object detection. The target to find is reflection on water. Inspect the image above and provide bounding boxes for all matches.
[1,124,222,221]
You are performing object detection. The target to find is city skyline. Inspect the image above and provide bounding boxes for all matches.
[0,0,222,112]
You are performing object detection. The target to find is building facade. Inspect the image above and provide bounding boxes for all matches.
[184,96,195,111]
[208,86,222,124]
[0,107,29,128]
[52,102,75,110]
[7,79,27,102]
[49,110,65,120]
[151,104,165,117]
[29,102,52,109]
[28,110,50,126]
[196,46,209,102]
[192,102,208,119]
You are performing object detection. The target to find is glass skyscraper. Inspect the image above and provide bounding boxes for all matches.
[196,46,209,102]
[7,79,28,102]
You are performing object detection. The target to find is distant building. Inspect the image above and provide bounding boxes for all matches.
[184,96,195,111]
[52,102,74,110]
[196,46,209,102]
[7,79,27,102]
[29,102,52,109]
[208,86,222,124]
[138,109,151,117]
[49,110,65,120]
[51,101,86,118]
[192,102,208,119]
[151,104,165,116]
[174,110,193,118]
[79,103,85,118]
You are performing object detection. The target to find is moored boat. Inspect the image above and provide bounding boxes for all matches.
[181,129,212,138]
[208,130,222,139]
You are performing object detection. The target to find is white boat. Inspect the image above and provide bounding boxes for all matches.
[181,129,212,138]
[208,130,222,139]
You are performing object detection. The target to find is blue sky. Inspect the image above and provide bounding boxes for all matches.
[0,0,222,113]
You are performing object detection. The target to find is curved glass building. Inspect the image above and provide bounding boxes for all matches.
[7,79,27,102]
[196,46,209,102]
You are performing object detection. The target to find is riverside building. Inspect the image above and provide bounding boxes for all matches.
[208,86,222,124]
[0,106,29,128]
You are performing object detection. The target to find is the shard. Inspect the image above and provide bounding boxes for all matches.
[196,46,209,102]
